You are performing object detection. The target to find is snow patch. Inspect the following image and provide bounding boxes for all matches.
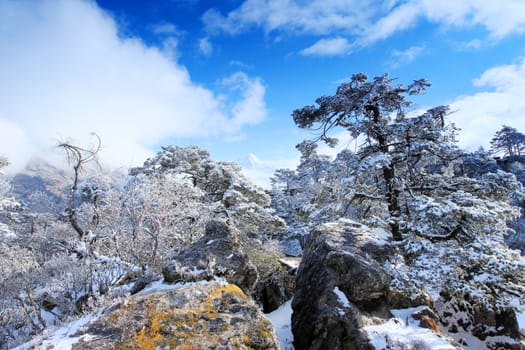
[278,257,301,269]
[369,227,390,246]
[365,306,456,350]
[14,313,97,350]
[518,309,525,331]
[334,286,350,308]
[266,299,294,350]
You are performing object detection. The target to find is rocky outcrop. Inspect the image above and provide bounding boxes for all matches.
[71,281,278,349]
[292,220,524,350]
[163,220,295,312]
[163,220,258,291]
[436,291,524,350]
[292,220,392,350]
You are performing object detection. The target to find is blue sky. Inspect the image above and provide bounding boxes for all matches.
[1,0,525,187]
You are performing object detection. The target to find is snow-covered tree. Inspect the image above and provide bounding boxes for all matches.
[271,142,331,225]
[131,145,286,238]
[490,125,525,157]
[85,173,212,272]
[0,157,22,238]
[286,74,525,346]
[293,73,457,239]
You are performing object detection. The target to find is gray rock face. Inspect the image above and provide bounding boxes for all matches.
[163,220,295,312]
[71,281,278,349]
[292,220,391,350]
[163,220,258,291]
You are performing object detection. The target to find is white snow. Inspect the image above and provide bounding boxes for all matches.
[369,227,390,246]
[14,313,97,350]
[135,278,188,296]
[278,257,301,269]
[334,286,350,308]
[518,309,525,331]
[266,299,294,350]
[136,278,225,296]
[365,306,456,350]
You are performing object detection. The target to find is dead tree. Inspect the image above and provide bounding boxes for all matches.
[58,134,101,240]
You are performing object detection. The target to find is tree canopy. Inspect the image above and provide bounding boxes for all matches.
[292,73,455,240]
[490,125,525,157]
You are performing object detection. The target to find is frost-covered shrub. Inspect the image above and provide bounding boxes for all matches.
[385,231,525,346]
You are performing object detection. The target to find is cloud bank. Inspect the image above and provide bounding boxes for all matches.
[0,0,266,172]
[451,58,525,151]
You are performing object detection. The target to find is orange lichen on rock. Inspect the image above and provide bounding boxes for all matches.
[77,281,278,350]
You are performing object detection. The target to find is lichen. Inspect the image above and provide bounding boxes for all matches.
[105,282,276,350]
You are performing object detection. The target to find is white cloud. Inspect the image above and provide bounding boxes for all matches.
[390,45,426,68]
[203,0,371,36]
[300,37,352,56]
[198,37,213,56]
[455,38,483,51]
[161,36,180,60]
[418,0,525,39]
[451,58,525,151]
[0,0,266,173]
[240,153,300,189]
[151,22,179,35]
[361,0,525,46]
[240,130,355,189]
[360,1,421,45]
[203,1,525,48]
[220,72,266,131]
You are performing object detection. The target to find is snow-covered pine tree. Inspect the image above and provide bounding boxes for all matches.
[293,73,457,240]
[490,125,525,157]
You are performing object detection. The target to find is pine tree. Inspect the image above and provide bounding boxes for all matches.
[490,125,525,157]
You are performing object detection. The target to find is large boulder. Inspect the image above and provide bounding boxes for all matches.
[163,220,295,312]
[292,220,392,350]
[71,281,278,349]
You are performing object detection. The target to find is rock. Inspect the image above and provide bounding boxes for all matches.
[292,220,391,350]
[411,307,441,333]
[37,292,58,311]
[163,220,258,292]
[163,219,295,312]
[387,289,434,310]
[436,292,524,349]
[129,271,160,295]
[71,281,278,349]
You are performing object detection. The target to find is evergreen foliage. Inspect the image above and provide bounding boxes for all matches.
[490,125,525,156]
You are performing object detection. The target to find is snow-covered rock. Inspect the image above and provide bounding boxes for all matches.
[292,220,392,350]
[18,280,278,349]
[163,219,295,313]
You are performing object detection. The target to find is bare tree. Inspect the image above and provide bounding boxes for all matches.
[58,134,101,240]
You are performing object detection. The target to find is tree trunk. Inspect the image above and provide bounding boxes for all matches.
[368,105,402,241]
[69,163,85,239]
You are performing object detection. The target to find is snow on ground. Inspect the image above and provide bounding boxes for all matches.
[14,313,97,350]
[365,306,456,350]
[267,299,294,350]
[369,227,391,246]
